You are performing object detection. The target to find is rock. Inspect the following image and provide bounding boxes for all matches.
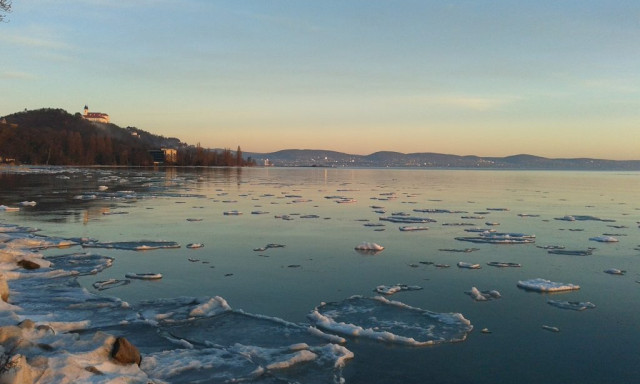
[111,337,141,366]
[16,260,40,270]
[0,274,9,302]
[0,326,23,350]
[17,320,34,330]
[85,366,104,375]
[0,354,33,384]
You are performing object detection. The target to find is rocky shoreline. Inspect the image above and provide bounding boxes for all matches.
[0,225,148,383]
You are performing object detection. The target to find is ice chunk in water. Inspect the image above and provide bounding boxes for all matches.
[82,240,180,251]
[547,300,596,311]
[457,262,481,269]
[354,242,385,252]
[589,236,619,243]
[308,296,473,346]
[375,284,423,295]
[517,278,580,292]
[466,287,501,301]
[46,253,113,275]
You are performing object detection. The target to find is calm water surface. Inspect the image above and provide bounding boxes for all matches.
[1,167,639,383]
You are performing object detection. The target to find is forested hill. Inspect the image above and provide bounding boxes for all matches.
[0,108,253,166]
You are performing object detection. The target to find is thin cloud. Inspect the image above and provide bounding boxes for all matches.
[0,33,72,50]
[404,94,521,112]
[0,71,37,80]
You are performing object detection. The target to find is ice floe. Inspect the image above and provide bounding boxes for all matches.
[0,223,354,384]
[399,226,429,231]
[555,215,615,222]
[354,242,385,252]
[487,261,521,268]
[465,287,501,301]
[308,296,473,346]
[253,243,286,252]
[92,278,131,291]
[548,249,593,256]
[379,216,436,224]
[547,300,595,311]
[439,248,480,253]
[457,262,481,269]
[82,240,180,251]
[125,272,163,280]
[455,232,535,244]
[375,284,423,295]
[604,268,625,275]
[589,235,619,243]
[517,278,580,292]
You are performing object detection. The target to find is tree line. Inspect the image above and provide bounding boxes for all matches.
[0,108,255,167]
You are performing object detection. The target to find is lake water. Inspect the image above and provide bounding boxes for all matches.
[1,166,639,383]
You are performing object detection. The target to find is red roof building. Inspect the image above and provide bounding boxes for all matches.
[83,105,110,123]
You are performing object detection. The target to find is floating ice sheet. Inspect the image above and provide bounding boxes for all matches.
[466,287,501,301]
[0,223,353,383]
[355,242,385,251]
[308,296,473,346]
[589,236,619,243]
[547,300,595,311]
[379,216,436,224]
[81,240,180,251]
[455,236,534,244]
[46,252,114,275]
[517,278,580,292]
[375,284,423,295]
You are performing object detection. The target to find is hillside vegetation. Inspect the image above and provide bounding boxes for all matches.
[0,108,253,166]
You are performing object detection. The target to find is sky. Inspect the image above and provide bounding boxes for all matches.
[1,0,639,159]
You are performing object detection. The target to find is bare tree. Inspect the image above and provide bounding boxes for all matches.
[0,0,11,22]
[0,0,12,21]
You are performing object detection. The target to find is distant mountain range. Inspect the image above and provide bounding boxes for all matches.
[245,149,640,170]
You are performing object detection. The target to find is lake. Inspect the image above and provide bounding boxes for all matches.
[1,166,639,383]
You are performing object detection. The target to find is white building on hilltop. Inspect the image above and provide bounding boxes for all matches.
[83,105,110,123]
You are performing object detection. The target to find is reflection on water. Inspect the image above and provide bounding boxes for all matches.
[1,166,640,383]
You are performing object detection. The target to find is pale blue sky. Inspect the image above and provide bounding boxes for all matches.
[1,0,639,159]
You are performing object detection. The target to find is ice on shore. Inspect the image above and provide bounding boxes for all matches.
[547,299,596,311]
[517,278,580,292]
[308,296,473,346]
[0,227,353,383]
[375,284,423,295]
